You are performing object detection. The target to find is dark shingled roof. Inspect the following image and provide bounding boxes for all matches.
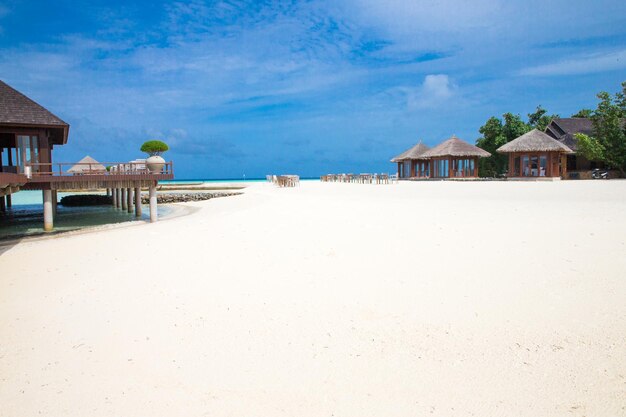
[544,118,593,151]
[0,80,68,127]
[497,129,573,153]
[390,141,430,162]
[420,135,491,158]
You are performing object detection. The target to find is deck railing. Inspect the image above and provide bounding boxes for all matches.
[23,161,174,177]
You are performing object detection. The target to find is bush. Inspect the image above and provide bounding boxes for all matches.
[140,140,169,156]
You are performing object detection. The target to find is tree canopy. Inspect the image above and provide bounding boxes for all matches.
[528,106,559,131]
[575,82,626,175]
[572,108,593,118]
[140,140,169,156]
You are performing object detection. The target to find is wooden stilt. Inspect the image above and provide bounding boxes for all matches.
[0,196,5,212]
[121,188,127,210]
[149,184,157,223]
[135,186,142,218]
[127,187,133,213]
[6,194,11,208]
[116,188,121,208]
[43,190,53,231]
[52,190,58,216]
[112,188,117,207]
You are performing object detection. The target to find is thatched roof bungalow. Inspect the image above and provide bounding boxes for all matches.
[391,141,430,178]
[391,141,430,162]
[419,135,491,178]
[67,155,107,174]
[497,129,572,178]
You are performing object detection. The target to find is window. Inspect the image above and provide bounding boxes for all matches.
[16,135,40,174]
[514,156,521,176]
[539,155,547,176]
[522,155,529,176]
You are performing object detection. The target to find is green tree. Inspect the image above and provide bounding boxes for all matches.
[588,83,626,175]
[574,133,605,162]
[528,106,559,131]
[475,113,531,176]
[140,140,169,156]
[476,117,506,176]
[575,83,626,175]
[571,108,593,118]
[502,112,531,141]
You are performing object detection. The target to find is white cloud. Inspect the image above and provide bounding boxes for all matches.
[518,49,626,76]
[407,74,456,109]
[333,0,626,62]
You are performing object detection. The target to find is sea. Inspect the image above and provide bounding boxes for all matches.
[0,178,295,241]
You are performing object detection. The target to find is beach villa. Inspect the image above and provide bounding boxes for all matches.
[391,141,430,179]
[497,129,573,179]
[543,118,617,179]
[392,135,491,179]
[0,80,173,231]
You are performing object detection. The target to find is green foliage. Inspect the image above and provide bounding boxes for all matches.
[106,165,111,172]
[502,113,531,140]
[475,113,532,177]
[575,133,605,162]
[476,117,507,177]
[587,82,626,175]
[140,140,169,156]
[527,105,559,131]
[571,108,593,118]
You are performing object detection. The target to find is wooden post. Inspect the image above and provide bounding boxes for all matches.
[135,186,142,218]
[52,190,58,216]
[6,194,11,208]
[149,183,157,223]
[474,158,478,177]
[0,196,5,212]
[127,187,133,213]
[121,188,127,210]
[112,188,117,207]
[43,190,53,231]
[8,143,13,167]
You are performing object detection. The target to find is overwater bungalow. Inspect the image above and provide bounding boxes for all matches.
[390,141,430,179]
[419,135,491,179]
[497,129,573,179]
[0,80,173,231]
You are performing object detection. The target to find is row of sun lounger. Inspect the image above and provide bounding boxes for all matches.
[320,173,398,184]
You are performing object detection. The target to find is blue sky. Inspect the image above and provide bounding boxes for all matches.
[1,0,625,179]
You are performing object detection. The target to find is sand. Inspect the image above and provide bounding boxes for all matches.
[1,180,625,416]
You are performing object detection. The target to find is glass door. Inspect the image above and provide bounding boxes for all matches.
[539,155,547,176]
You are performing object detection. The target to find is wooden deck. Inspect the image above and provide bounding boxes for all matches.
[20,161,174,190]
[0,172,27,196]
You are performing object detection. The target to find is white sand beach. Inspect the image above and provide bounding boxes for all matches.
[1,180,625,417]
